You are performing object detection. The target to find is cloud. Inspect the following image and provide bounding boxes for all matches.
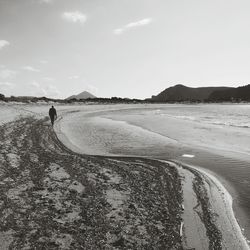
[114,18,153,35]
[68,75,80,80]
[22,66,40,72]
[62,11,87,24]
[113,29,124,35]
[0,40,10,50]
[0,69,17,79]
[43,77,55,82]
[30,81,40,88]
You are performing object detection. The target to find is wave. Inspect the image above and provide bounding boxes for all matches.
[211,121,250,128]
[167,114,250,129]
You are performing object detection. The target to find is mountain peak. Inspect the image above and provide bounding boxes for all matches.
[171,84,188,89]
[66,91,97,100]
[173,84,186,87]
[78,91,93,96]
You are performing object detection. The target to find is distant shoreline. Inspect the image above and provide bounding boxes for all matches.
[1,97,250,105]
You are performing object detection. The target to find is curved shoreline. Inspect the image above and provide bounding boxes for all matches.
[174,161,250,249]
[54,113,250,249]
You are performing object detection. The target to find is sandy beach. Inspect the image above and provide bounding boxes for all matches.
[0,103,249,249]
[0,114,183,248]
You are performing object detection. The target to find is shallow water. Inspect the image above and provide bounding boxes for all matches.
[57,103,250,241]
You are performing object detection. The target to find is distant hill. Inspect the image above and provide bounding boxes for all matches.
[208,84,250,101]
[66,91,97,100]
[151,84,232,102]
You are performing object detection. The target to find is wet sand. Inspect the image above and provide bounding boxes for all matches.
[176,162,249,249]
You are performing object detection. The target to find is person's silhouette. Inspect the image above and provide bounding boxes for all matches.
[49,106,57,126]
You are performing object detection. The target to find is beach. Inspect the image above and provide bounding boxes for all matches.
[55,103,250,238]
[0,103,249,249]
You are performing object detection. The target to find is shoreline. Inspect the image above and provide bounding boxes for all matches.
[54,115,250,248]
[174,161,250,249]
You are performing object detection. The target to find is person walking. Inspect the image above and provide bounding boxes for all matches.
[49,105,57,126]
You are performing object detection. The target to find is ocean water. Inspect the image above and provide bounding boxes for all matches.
[157,104,250,128]
[57,103,250,240]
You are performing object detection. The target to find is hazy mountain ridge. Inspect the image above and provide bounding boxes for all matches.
[1,84,250,104]
[66,91,97,100]
[152,84,233,102]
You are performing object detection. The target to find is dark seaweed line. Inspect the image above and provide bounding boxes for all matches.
[182,164,222,250]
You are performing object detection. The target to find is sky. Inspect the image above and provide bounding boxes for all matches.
[1,0,250,99]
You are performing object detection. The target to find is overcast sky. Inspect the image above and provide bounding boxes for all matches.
[1,0,250,99]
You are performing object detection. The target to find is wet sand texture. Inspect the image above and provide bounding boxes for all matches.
[0,117,183,249]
